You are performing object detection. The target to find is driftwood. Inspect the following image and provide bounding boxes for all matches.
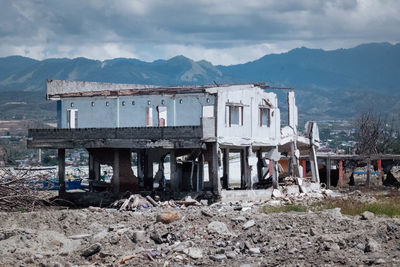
[111,194,159,211]
[0,168,53,211]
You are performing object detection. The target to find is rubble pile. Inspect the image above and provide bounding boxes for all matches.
[1,192,400,266]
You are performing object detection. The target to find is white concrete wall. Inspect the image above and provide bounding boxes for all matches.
[213,85,280,146]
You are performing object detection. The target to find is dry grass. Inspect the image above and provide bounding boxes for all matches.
[260,194,400,218]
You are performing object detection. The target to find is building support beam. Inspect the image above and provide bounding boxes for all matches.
[301,160,307,178]
[326,157,331,189]
[113,149,120,194]
[222,148,230,189]
[256,150,263,182]
[366,158,371,186]
[208,142,220,194]
[240,147,251,189]
[272,160,278,189]
[309,145,320,183]
[338,160,343,187]
[170,150,179,192]
[143,151,153,190]
[58,148,66,195]
[377,159,383,183]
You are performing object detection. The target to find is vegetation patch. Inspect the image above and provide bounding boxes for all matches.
[260,195,400,218]
[260,204,308,214]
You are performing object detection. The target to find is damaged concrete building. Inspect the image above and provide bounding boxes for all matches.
[28,80,320,198]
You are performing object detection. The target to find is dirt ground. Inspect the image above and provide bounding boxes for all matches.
[1,190,400,266]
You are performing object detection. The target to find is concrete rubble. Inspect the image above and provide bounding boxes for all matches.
[1,188,400,266]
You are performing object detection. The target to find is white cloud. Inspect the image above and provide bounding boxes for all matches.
[0,0,399,64]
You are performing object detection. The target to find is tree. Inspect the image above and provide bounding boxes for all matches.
[355,112,386,155]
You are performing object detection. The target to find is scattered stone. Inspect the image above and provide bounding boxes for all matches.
[226,251,237,259]
[231,216,246,223]
[201,210,213,217]
[365,238,380,253]
[130,230,146,243]
[183,247,203,259]
[207,221,232,236]
[200,200,209,206]
[156,211,180,224]
[272,189,283,198]
[248,247,260,254]
[81,243,101,257]
[361,211,375,220]
[210,254,227,261]
[68,234,91,240]
[242,220,255,230]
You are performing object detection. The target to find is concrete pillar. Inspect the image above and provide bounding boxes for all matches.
[338,160,343,187]
[89,152,94,181]
[326,157,331,189]
[222,148,230,189]
[113,149,120,194]
[257,150,263,181]
[366,158,371,186]
[240,149,245,188]
[58,148,66,195]
[289,142,300,177]
[272,160,278,189]
[269,160,273,179]
[208,142,220,194]
[170,150,179,192]
[94,159,100,181]
[198,153,204,191]
[377,159,383,182]
[137,150,144,180]
[301,160,307,178]
[143,151,153,189]
[309,146,320,183]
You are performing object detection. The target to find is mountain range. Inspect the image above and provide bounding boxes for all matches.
[1,42,399,124]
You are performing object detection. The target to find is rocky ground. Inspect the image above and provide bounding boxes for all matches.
[1,190,400,267]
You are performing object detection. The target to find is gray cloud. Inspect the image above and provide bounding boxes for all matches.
[0,0,399,64]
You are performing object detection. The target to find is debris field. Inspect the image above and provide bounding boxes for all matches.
[1,192,400,266]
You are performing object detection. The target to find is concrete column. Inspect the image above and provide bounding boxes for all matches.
[326,157,331,189]
[143,151,153,189]
[338,160,343,187]
[137,150,144,179]
[269,160,273,179]
[257,150,263,181]
[222,148,230,189]
[309,146,320,183]
[94,159,100,181]
[301,160,307,178]
[198,153,204,191]
[170,150,179,192]
[377,159,383,183]
[366,158,371,186]
[240,149,245,188]
[244,147,251,189]
[58,148,66,195]
[208,143,220,194]
[88,152,94,180]
[272,160,278,189]
[113,149,120,194]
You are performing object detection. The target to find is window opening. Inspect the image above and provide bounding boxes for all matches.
[259,107,271,127]
[146,107,153,127]
[226,105,243,126]
[157,106,167,126]
[67,109,78,128]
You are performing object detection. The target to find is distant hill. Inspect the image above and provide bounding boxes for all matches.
[1,42,399,123]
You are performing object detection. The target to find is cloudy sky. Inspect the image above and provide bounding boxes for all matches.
[1,0,399,65]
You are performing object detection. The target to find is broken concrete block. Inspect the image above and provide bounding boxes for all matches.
[361,211,375,220]
[242,220,255,230]
[207,221,232,236]
[272,189,283,198]
[81,243,101,257]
